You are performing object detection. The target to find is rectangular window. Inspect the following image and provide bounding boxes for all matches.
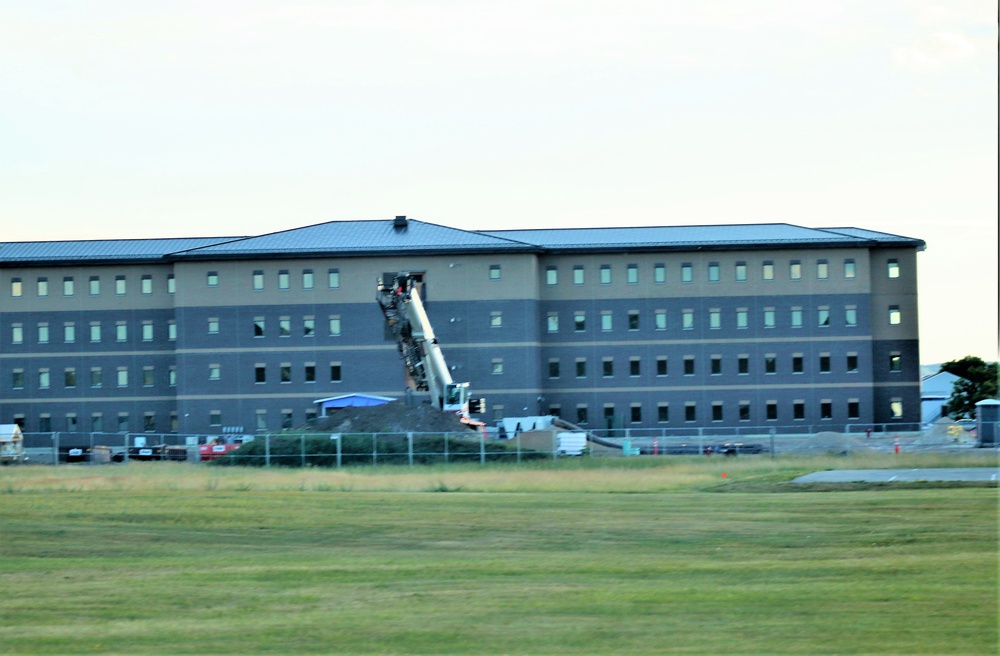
[304,363,316,383]
[12,323,23,344]
[63,322,76,343]
[304,317,315,336]
[546,266,558,285]
[168,321,176,341]
[657,403,669,423]
[656,356,668,376]
[117,413,129,432]
[736,309,748,330]
[629,357,640,377]
[548,359,560,379]
[766,401,778,421]
[818,307,831,327]
[819,353,831,373]
[63,276,74,296]
[600,265,611,284]
[489,264,501,280]
[142,366,154,387]
[208,318,220,334]
[683,356,695,376]
[546,313,559,333]
[280,363,292,383]
[252,270,264,290]
[765,354,777,374]
[141,275,152,294]
[328,269,340,288]
[709,309,721,330]
[789,260,802,280]
[209,411,222,427]
[330,363,342,382]
[654,310,667,331]
[573,265,584,285]
[707,262,720,283]
[763,308,776,329]
[845,306,858,327]
[791,307,803,328]
[281,410,293,430]
[491,359,504,375]
[66,415,78,432]
[89,276,100,295]
[793,401,805,420]
[253,317,265,338]
[576,405,588,425]
[682,309,694,330]
[144,414,155,432]
[846,353,859,372]
[712,402,723,422]
[91,415,103,433]
[681,263,693,283]
[887,259,899,278]
[792,354,804,373]
[601,312,612,332]
[329,316,342,336]
[848,400,860,419]
[890,399,903,418]
[38,323,49,344]
[739,401,750,422]
[11,278,22,297]
[115,275,126,295]
[116,368,128,388]
[602,358,614,378]
[168,367,176,387]
[12,369,24,389]
[762,261,774,281]
[654,264,666,284]
[710,355,722,375]
[64,368,76,388]
[279,317,291,337]
[574,312,586,332]
[37,277,48,297]
[277,270,290,290]
[255,365,266,384]
[817,260,829,279]
[490,311,502,328]
[735,262,747,282]
[90,368,102,388]
[115,322,127,342]
[685,403,696,422]
[888,305,901,325]
[626,264,638,284]
[628,311,639,331]
[256,411,267,431]
[889,354,901,372]
[38,369,50,389]
[206,271,219,287]
[141,322,153,342]
[302,269,314,289]
[844,259,856,279]
[575,358,586,378]
[630,404,642,423]
[167,274,175,294]
[738,355,749,375]
[820,400,833,420]
[209,364,221,381]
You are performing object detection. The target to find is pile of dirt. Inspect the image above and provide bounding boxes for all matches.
[310,400,472,434]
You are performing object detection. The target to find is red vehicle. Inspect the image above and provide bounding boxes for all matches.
[198,436,252,461]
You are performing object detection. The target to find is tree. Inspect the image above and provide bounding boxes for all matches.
[940,356,999,419]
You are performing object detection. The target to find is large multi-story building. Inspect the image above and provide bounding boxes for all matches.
[0,216,923,435]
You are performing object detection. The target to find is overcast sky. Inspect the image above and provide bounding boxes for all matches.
[1,1,996,365]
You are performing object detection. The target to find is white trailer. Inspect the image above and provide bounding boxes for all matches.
[1,424,25,464]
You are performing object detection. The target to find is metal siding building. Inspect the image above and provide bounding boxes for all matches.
[0,218,924,434]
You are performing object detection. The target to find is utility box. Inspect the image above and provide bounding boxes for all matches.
[975,399,999,447]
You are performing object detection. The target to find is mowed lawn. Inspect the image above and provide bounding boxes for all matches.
[0,459,996,655]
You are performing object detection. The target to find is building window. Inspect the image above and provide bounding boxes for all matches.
[116,368,128,387]
[208,318,220,334]
[255,365,266,383]
[629,358,641,377]
[141,322,153,342]
[789,260,802,280]
[253,317,265,338]
[709,309,721,330]
[817,260,829,279]
[820,400,833,420]
[735,262,747,282]
[210,411,222,427]
[12,323,23,344]
[256,411,267,431]
[766,401,778,421]
[712,402,723,422]
[207,271,219,287]
[329,316,342,336]
[818,307,831,327]
[707,262,720,283]
[576,406,589,425]
[681,263,693,283]
[630,405,642,423]
[38,323,49,344]
[791,307,803,328]
[37,277,49,297]
[281,411,293,430]
[328,269,340,288]
[819,353,831,373]
[117,413,129,432]
[168,367,176,387]
[764,354,777,374]
[209,364,221,381]
[654,310,667,331]
[684,403,696,422]
[656,356,668,376]
[142,367,154,387]
[682,309,694,330]
[304,317,315,337]
[168,321,176,341]
[330,363,342,382]
[793,401,805,420]
[90,368,102,388]
[546,266,558,286]
[489,264,501,281]
[12,369,24,389]
[845,306,858,327]
[167,275,175,294]
[11,278,22,297]
[889,354,901,372]
[888,305,901,325]
[252,270,264,291]
[602,358,614,378]
[844,259,856,279]
[846,353,859,372]
[599,265,611,284]
[710,355,722,375]
[887,259,900,279]
[66,415,78,432]
[302,269,314,289]
[739,401,750,422]
[491,359,504,375]
[304,364,316,383]
[657,403,669,423]
[848,400,860,419]
[792,354,804,373]
[38,369,51,389]
[763,308,775,329]
[63,322,76,343]
[683,356,695,376]
[90,322,101,343]
[601,312,612,332]
[89,276,100,295]
[546,313,559,333]
[738,355,749,375]
[548,359,560,379]
[628,311,639,331]
[574,312,586,332]
[278,270,290,290]
[63,276,74,296]
[91,414,103,433]
[626,264,638,285]
[115,322,127,342]
[575,358,587,378]
[144,414,155,432]
[654,264,665,284]
[890,399,903,418]
[280,364,292,383]
[141,275,152,294]
[490,311,502,328]
[762,261,774,281]
[573,265,585,285]
[736,309,748,330]
[115,275,126,295]
[279,317,291,337]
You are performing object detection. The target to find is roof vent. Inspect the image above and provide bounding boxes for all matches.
[393,215,408,229]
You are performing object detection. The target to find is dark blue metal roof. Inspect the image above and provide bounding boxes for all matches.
[0,237,242,265]
[174,218,532,259]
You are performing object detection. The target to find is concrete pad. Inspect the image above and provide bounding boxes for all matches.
[792,468,999,483]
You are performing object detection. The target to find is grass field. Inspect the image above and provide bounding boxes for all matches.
[1,454,997,654]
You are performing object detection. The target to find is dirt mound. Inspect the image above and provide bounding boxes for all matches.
[311,400,472,434]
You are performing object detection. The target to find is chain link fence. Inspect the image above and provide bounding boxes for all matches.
[10,421,990,468]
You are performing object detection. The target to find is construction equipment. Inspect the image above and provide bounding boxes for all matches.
[376,273,481,427]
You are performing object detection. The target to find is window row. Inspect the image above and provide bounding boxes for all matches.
[17,412,173,434]
[9,274,175,298]
[249,268,340,291]
[249,315,341,338]
[252,362,342,384]
[11,365,177,390]
[540,257,885,287]
[9,320,176,345]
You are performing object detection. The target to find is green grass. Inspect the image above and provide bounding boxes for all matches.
[0,456,997,654]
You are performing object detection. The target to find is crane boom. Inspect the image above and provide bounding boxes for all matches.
[376,273,470,414]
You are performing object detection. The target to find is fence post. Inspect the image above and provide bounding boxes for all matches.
[408,432,414,467]
[52,432,59,466]
[516,432,521,463]
[265,434,271,468]
[697,428,704,456]
[480,431,486,465]
[444,433,449,464]
[300,434,306,468]
[336,433,342,469]
[372,434,378,466]
[123,433,130,464]
[769,427,776,459]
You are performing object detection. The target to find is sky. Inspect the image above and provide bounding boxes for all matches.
[1,1,996,365]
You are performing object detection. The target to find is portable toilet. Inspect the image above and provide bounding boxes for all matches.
[974,399,999,447]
